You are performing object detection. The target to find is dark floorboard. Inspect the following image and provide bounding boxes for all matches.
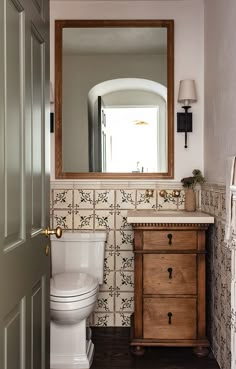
[91,328,220,369]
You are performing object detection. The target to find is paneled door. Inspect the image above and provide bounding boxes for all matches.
[0,0,50,368]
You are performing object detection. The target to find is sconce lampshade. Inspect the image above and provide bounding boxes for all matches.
[178,79,197,106]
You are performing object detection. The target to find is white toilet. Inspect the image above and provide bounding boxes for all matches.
[50,231,107,369]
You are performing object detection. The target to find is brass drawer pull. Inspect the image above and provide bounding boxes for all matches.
[167,233,172,245]
[167,267,173,279]
[168,312,173,324]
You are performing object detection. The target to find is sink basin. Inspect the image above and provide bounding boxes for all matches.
[127,210,214,224]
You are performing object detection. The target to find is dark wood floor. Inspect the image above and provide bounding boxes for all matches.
[91,328,220,369]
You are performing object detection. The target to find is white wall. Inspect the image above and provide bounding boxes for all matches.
[102,90,165,107]
[204,0,236,184]
[50,0,204,181]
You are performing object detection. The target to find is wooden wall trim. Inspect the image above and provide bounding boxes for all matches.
[54,19,174,180]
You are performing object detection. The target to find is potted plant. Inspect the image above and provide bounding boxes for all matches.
[181,169,205,211]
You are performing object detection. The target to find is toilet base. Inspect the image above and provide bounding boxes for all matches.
[50,339,94,369]
[50,320,94,369]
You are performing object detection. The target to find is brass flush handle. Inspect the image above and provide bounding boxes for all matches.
[43,226,62,238]
[167,267,173,279]
[167,233,172,245]
[167,312,173,325]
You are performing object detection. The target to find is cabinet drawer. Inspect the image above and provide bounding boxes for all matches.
[143,230,197,250]
[143,254,196,295]
[143,297,197,339]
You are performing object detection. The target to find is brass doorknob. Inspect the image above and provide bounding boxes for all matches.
[43,226,62,238]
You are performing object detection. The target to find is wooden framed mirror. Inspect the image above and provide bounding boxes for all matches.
[55,19,174,179]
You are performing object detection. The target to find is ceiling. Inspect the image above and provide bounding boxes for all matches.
[63,27,167,55]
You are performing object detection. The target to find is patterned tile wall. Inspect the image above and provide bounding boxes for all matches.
[230,190,236,369]
[50,184,184,327]
[201,184,231,369]
[50,181,234,369]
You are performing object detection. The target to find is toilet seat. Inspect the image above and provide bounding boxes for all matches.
[51,272,98,297]
[50,272,99,310]
[51,286,98,303]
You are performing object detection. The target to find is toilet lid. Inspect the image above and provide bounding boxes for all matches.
[50,272,98,298]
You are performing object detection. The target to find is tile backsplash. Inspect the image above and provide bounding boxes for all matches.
[51,188,185,229]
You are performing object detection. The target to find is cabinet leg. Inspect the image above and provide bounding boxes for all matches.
[193,346,209,358]
[131,345,145,356]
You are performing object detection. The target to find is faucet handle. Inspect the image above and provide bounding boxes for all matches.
[145,189,154,198]
[172,190,181,197]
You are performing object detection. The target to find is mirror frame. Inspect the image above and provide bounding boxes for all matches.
[55,19,174,179]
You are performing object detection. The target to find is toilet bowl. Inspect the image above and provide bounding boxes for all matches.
[50,232,106,369]
[51,272,99,324]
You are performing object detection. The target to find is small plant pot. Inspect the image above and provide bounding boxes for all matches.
[185,189,196,212]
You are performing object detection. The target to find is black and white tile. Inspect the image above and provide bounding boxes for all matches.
[53,189,73,209]
[157,190,178,210]
[136,189,156,209]
[116,189,136,209]
[74,189,93,209]
[204,184,232,369]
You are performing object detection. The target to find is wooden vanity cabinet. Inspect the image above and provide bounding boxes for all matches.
[130,223,210,356]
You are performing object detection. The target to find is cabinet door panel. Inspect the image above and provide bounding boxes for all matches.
[143,254,196,294]
[143,297,197,339]
[143,230,197,250]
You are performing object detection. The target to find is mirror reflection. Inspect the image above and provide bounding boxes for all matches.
[100,106,162,173]
[55,20,174,179]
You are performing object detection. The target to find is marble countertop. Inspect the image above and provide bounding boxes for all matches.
[127,210,214,224]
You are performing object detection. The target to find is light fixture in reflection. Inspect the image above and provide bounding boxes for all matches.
[133,120,149,126]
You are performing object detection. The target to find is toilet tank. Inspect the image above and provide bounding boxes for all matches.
[51,231,107,284]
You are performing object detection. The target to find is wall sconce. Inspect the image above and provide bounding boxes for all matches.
[50,82,54,133]
[177,79,197,148]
